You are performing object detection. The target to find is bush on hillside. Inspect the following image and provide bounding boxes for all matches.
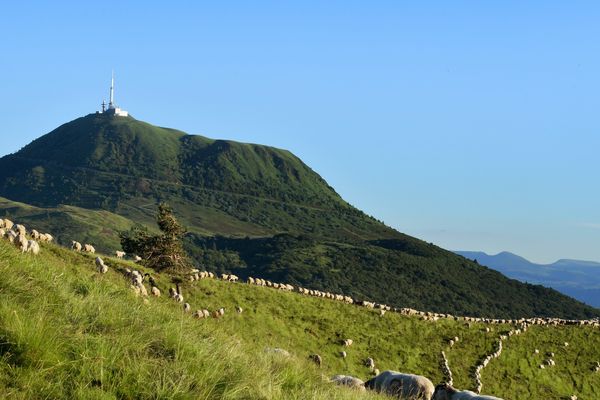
[120,203,192,272]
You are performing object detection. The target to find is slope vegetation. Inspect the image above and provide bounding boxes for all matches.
[1,241,599,399]
[0,114,598,318]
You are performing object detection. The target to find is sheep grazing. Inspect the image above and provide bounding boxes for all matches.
[3,219,14,230]
[95,257,108,273]
[432,383,504,400]
[183,303,191,312]
[265,347,291,357]
[309,354,322,367]
[340,351,347,358]
[14,224,26,236]
[26,240,40,255]
[6,230,17,243]
[174,293,184,303]
[83,244,95,254]
[134,255,142,262]
[38,233,53,243]
[30,229,40,240]
[151,286,161,297]
[71,241,82,251]
[330,375,366,391]
[544,359,556,367]
[365,357,375,370]
[115,250,126,259]
[364,370,435,400]
[343,338,353,347]
[235,306,243,314]
[15,234,28,253]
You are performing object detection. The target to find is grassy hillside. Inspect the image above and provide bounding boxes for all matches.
[1,240,599,399]
[0,196,147,254]
[0,240,384,400]
[0,114,598,319]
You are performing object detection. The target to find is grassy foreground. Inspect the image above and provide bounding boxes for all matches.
[0,240,599,399]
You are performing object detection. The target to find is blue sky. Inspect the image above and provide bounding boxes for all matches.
[1,1,599,263]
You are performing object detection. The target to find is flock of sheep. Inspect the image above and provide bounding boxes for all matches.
[0,218,52,255]
[2,217,597,400]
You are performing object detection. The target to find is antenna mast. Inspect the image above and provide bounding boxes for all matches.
[109,70,115,108]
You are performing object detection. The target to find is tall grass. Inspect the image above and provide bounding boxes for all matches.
[0,240,599,399]
[0,241,384,399]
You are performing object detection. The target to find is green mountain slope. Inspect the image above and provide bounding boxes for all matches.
[1,240,599,399]
[0,113,598,319]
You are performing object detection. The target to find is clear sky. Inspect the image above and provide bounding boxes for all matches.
[1,1,598,263]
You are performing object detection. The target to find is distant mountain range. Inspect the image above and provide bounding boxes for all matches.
[455,251,600,308]
[0,113,597,318]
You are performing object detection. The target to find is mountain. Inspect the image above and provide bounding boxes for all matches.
[0,113,597,319]
[456,251,600,307]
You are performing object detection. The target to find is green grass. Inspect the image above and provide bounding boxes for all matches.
[1,240,599,399]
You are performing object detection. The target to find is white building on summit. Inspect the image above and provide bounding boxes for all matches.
[101,72,129,117]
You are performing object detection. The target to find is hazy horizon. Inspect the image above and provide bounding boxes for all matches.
[1,1,598,264]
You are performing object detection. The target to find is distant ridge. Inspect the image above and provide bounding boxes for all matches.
[456,250,600,307]
[0,113,597,319]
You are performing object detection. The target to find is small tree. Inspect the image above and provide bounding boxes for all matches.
[119,203,192,272]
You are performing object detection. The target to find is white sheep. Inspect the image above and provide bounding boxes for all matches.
[39,233,53,242]
[151,286,161,297]
[115,250,126,259]
[432,383,504,399]
[365,370,435,400]
[265,347,291,357]
[15,234,28,253]
[95,257,108,273]
[343,338,353,347]
[72,241,82,251]
[83,244,95,254]
[26,240,40,255]
[309,353,322,367]
[365,357,375,369]
[30,229,40,239]
[134,255,142,262]
[183,303,191,312]
[6,230,17,243]
[330,375,366,391]
[3,219,14,230]
[235,306,243,314]
[14,224,26,236]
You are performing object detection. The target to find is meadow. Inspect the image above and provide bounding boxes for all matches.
[0,240,599,399]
